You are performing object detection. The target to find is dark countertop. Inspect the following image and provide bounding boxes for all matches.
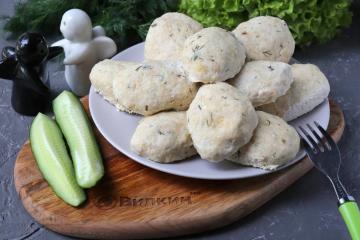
[1,1,359,239]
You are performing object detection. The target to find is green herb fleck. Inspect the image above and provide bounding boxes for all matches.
[194,44,204,51]
[262,50,272,57]
[135,64,153,71]
[191,54,199,61]
[191,44,205,61]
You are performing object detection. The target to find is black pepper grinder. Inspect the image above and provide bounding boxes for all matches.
[0,32,63,116]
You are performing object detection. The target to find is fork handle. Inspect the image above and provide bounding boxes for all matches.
[339,200,360,240]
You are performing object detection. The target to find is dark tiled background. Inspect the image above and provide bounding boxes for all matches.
[0,1,359,239]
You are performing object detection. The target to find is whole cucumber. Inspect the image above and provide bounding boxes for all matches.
[53,91,104,188]
[30,113,86,206]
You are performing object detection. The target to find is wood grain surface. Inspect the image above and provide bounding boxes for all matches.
[13,98,345,239]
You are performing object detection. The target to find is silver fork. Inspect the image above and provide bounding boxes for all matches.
[298,122,360,239]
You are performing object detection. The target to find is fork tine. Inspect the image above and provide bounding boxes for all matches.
[300,138,316,156]
[314,121,336,149]
[298,125,320,152]
[306,123,327,150]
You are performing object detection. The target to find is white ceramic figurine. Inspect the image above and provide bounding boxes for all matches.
[52,9,117,96]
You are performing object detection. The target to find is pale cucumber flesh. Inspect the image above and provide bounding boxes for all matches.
[53,91,104,188]
[30,113,86,207]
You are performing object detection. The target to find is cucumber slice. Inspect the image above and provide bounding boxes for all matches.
[30,113,86,207]
[53,91,104,188]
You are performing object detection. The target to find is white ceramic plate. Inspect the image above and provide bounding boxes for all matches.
[89,42,330,180]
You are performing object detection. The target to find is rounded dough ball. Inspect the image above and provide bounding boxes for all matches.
[257,64,330,121]
[233,16,295,63]
[182,27,246,83]
[145,12,202,61]
[130,111,197,163]
[187,82,258,162]
[230,60,293,107]
[228,111,300,170]
[112,60,199,116]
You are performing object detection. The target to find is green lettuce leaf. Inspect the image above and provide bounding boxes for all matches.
[179,0,352,47]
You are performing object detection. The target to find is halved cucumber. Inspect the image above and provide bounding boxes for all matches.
[30,113,86,206]
[53,91,104,188]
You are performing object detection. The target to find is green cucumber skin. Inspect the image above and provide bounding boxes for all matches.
[30,113,86,207]
[53,91,104,188]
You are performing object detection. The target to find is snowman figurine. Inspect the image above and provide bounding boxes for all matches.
[52,9,117,96]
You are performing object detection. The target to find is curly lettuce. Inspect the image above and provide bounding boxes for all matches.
[179,0,352,47]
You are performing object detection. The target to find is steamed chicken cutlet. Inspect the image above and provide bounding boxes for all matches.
[233,16,295,63]
[182,27,246,83]
[92,59,199,116]
[131,111,197,163]
[145,12,202,61]
[258,64,330,121]
[187,82,258,162]
[90,59,136,110]
[112,60,198,116]
[228,111,300,170]
[230,60,293,107]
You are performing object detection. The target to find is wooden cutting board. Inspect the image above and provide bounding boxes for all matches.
[14,98,345,239]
